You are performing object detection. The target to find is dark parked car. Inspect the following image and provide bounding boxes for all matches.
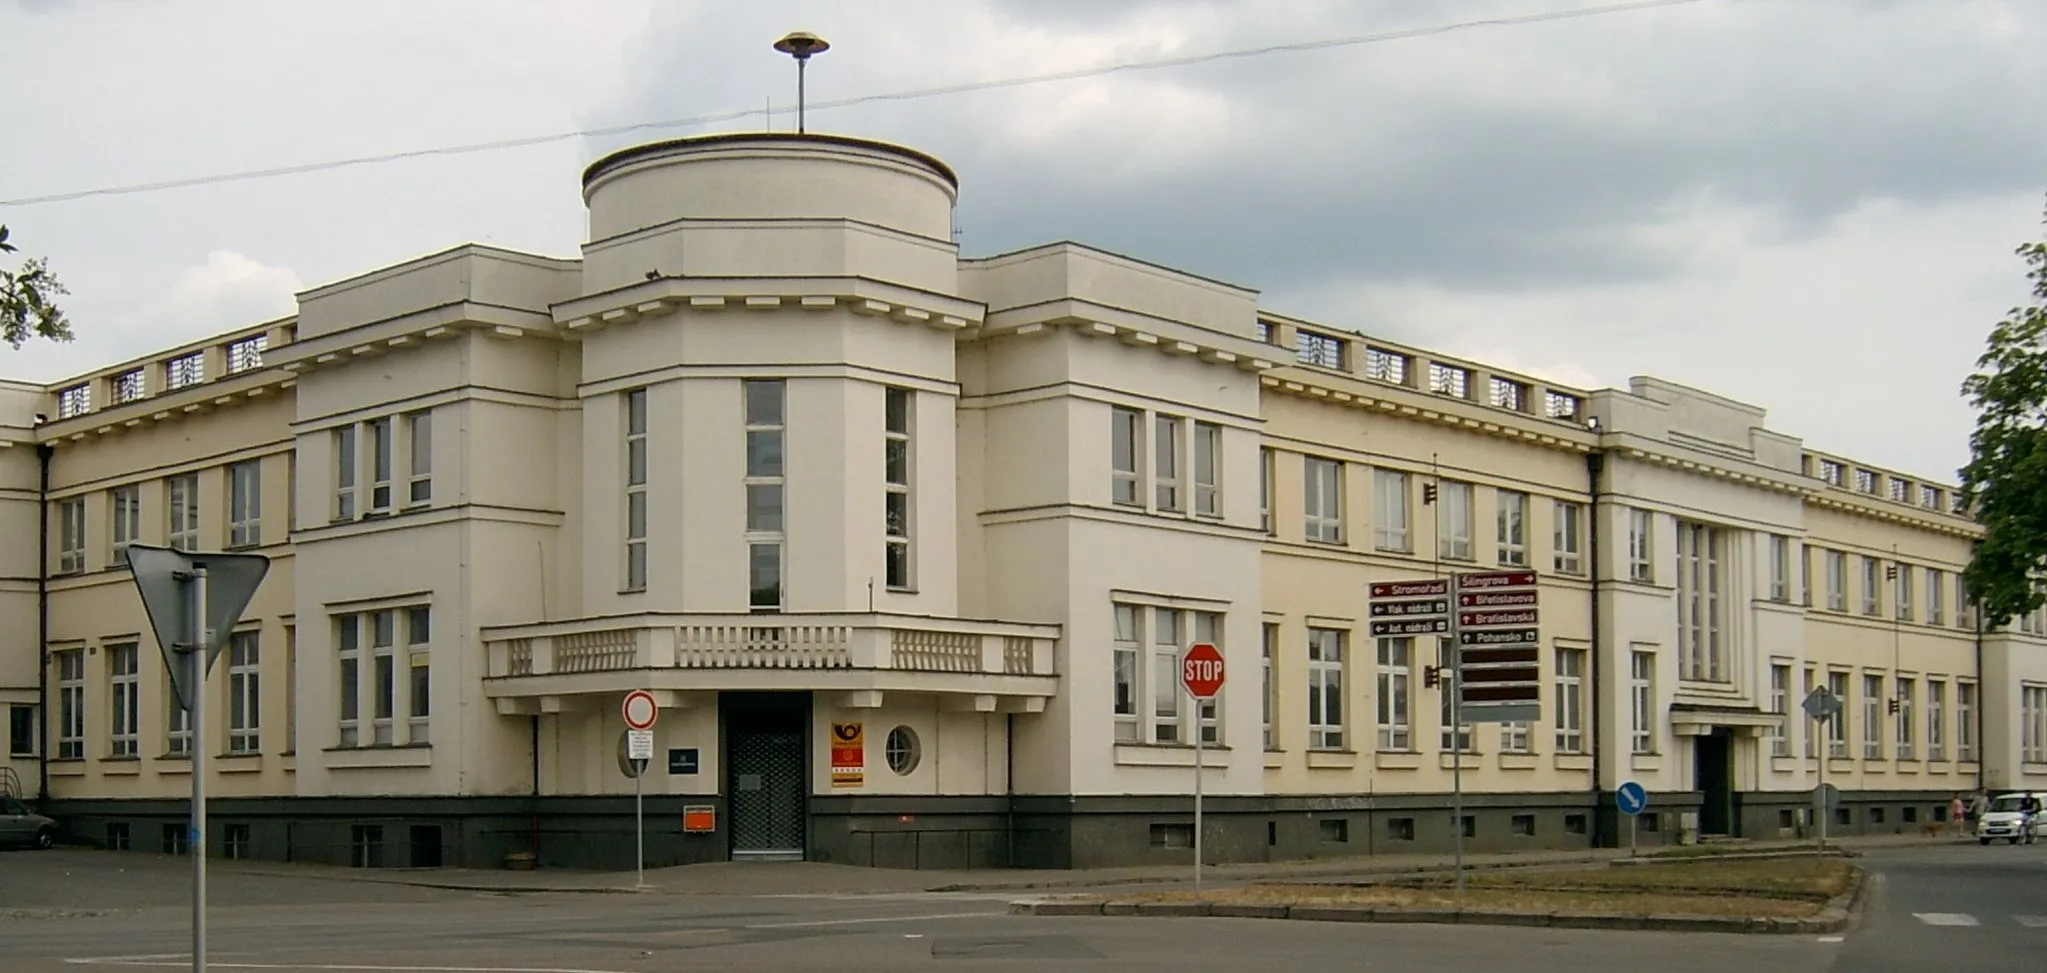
[0,795,57,849]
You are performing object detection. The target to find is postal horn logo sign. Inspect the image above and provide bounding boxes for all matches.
[832,722,864,746]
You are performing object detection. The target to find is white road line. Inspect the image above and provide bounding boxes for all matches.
[1913,913,1981,926]
[64,963,634,973]
[1816,936,1844,943]
[2013,915,2047,927]
[742,910,1003,929]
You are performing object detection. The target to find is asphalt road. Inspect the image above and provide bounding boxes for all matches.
[0,843,2034,973]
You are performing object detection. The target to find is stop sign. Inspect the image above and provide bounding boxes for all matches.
[1181,642,1225,700]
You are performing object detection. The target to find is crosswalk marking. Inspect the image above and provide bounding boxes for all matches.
[1914,913,1981,926]
[2015,915,2047,928]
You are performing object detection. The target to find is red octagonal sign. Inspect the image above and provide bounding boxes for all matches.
[1181,642,1226,700]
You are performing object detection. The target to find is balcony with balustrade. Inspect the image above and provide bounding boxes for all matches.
[481,612,1062,714]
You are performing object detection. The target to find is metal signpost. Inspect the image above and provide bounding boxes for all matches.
[127,545,272,973]
[621,689,659,889]
[1616,780,1650,857]
[1180,641,1225,891]
[1802,686,1842,855]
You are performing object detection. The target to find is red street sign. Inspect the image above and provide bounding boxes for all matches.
[1460,609,1539,627]
[1458,590,1538,608]
[1371,579,1450,599]
[1455,570,1538,590]
[1181,642,1225,700]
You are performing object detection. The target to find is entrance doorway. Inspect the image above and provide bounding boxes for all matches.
[722,692,809,861]
[1695,728,1735,836]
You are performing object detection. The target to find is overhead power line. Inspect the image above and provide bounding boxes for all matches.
[0,0,1706,209]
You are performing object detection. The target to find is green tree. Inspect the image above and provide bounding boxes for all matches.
[1,224,74,348]
[1960,199,2047,628]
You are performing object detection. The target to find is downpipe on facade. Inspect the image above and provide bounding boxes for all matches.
[36,441,54,804]
[1585,447,1610,847]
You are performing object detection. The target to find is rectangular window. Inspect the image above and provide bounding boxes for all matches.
[371,609,396,746]
[1801,545,1813,606]
[227,631,259,753]
[1927,679,1946,762]
[1675,521,1724,683]
[1303,457,1342,543]
[1861,557,1881,616]
[1958,576,1976,630]
[1262,623,1278,750]
[1895,563,1914,622]
[110,486,140,566]
[167,351,205,388]
[57,497,84,574]
[228,459,261,547]
[112,369,145,403]
[57,649,84,759]
[223,823,251,860]
[1441,638,1472,752]
[884,387,914,589]
[745,380,786,610]
[368,417,393,512]
[1768,535,1790,602]
[1112,605,1140,743]
[1629,650,1654,754]
[2023,686,2047,764]
[1376,637,1412,750]
[1626,508,1653,582]
[1194,612,1221,745]
[623,388,648,591]
[1258,448,1274,534]
[1110,407,1142,506]
[1306,627,1345,750]
[1555,647,1585,754]
[1862,674,1883,759]
[1439,481,1474,560]
[333,425,357,520]
[1151,609,1181,743]
[57,383,92,418]
[1927,568,1944,626]
[337,614,361,748]
[1827,671,1849,757]
[1553,501,1583,574]
[1192,421,1221,518]
[1295,329,1345,369]
[1895,678,1916,760]
[1769,664,1790,757]
[109,643,139,758]
[8,704,36,757]
[1958,682,1977,761]
[227,334,267,372]
[168,676,190,756]
[1154,414,1183,512]
[1373,469,1410,552]
[1495,489,1528,566]
[168,473,199,551]
[404,410,433,504]
[1500,720,1531,754]
[1826,550,1847,611]
[407,607,431,745]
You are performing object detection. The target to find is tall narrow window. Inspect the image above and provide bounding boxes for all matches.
[333,425,358,520]
[1675,521,1724,682]
[368,417,393,512]
[1151,609,1182,743]
[1802,665,1816,758]
[1629,650,1654,754]
[57,497,84,573]
[1555,647,1585,754]
[1553,501,1583,574]
[8,704,35,758]
[1827,671,1849,757]
[1958,576,1976,630]
[227,631,260,754]
[1801,545,1813,606]
[1862,673,1883,759]
[336,614,361,748]
[1374,469,1410,552]
[1438,481,1473,560]
[1376,637,1412,750]
[1895,678,1915,760]
[285,626,297,753]
[744,379,787,611]
[623,388,648,592]
[1112,605,1141,743]
[110,486,139,566]
[168,473,199,551]
[1861,557,1881,616]
[884,388,914,589]
[1927,568,1945,626]
[1306,628,1345,750]
[1957,682,1977,761]
[372,610,396,746]
[168,674,190,757]
[1826,550,1847,611]
[228,459,261,547]
[1894,563,1914,621]
[1769,664,1790,757]
[1154,415,1183,512]
[1303,457,1342,543]
[2023,686,2047,764]
[1262,623,1278,750]
[1192,421,1221,518]
[109,643,139,758]
[1258,448,1274,534]
[1927,679,1946,761]
[56,649,84,759]
[1110,407,1142,506]
[1495,489,1528,566]
[407,411,433,504]
[1626,508,1653,582]
[1768,535,1790,602]
[407,607,431,745]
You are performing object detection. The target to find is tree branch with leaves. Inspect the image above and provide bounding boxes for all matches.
[1,224,74,349]
[1960,198,2047,629]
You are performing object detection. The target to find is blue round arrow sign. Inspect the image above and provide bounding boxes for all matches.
[1615,781,1649,816]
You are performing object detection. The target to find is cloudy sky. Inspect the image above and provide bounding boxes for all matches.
[3,0,2043,484]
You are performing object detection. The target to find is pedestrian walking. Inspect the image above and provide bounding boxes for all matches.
[1950,793,1967,837]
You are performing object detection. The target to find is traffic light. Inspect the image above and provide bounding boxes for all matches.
[1423,665,1442,688]
[1423,482,1439,505]
[1887,698,1900,714]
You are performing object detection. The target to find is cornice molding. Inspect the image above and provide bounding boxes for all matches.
[1258,367,1592,454]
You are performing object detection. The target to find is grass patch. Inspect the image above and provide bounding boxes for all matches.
[1112,857,1854,919]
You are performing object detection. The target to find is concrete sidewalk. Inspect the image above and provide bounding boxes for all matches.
[211,830,1965,897]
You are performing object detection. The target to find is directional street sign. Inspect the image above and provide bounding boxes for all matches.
[1457,590,1538,608]
[127,544,272,712]
[1370,598,1449,618]
[1369,617,1450,637]
[1369,579,1449,599]
[1459,627,1539,646]
[1459,608,1539,627]
[1452,570,1541,723]
[1616,780,1650,816]
[1368,578,1453,639]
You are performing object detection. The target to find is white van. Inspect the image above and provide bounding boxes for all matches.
[1975,791,2045,845]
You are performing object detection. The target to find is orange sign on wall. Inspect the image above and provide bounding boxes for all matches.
[681,805,717,833]
[830,721,865,787]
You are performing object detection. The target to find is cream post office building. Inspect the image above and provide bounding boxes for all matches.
[3,132,2044,871]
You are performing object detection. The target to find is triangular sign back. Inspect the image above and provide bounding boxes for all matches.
[127,544,272,712]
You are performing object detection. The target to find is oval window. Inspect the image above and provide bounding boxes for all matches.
[885,725,921,776]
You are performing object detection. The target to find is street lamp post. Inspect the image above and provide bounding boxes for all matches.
[773,31,831,133]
